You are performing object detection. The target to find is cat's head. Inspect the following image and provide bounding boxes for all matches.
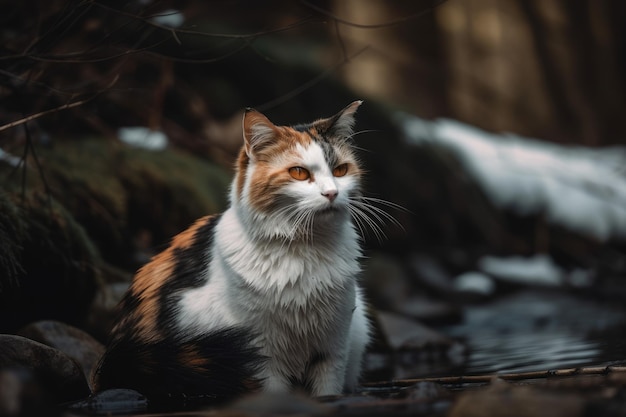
[232,101,363,240]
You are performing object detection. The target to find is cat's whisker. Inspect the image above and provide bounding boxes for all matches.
[351,199,405,231]
[280,208,309,250]
[347,203,387,243]
[358,196,410,213]
[345,129,380,142]
[347,205,369,242]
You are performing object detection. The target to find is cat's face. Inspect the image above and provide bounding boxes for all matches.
[233,101,363,239]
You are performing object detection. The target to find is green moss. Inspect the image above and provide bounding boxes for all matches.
[118,143,230,241]
[1,138,231,268]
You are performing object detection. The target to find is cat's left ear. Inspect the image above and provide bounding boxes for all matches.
[243,108,277,159]
[323,100,363,139]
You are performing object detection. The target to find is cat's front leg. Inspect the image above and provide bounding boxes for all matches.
[260,365,292,394]
[308,352,347,396]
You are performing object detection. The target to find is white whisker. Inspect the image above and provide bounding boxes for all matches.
[346,194,406,243]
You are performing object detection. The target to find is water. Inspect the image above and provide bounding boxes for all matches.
[438,290,626,375]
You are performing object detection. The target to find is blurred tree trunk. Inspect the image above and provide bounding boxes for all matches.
[332,0,449,118]
[335,0,626,146]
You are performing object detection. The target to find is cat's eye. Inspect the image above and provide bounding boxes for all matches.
[333,163,349,177]
[289,166,310,181]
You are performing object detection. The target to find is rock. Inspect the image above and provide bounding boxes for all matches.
[0,368,58,417]
[375,311,454,351]
[0,335,90,404]
[404,381,450,401]
[67,389,147,415]
[374,311,467,380]
[410,255,456,295]
[83,265,131,342]
[362,254,413,311]
[230,392,329,416]
[448,379,585,417]
[18,320,105,389]
[0,370,22,416]
[394,296,462,325]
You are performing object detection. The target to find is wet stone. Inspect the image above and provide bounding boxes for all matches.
[394,296,462,325]
[0,335,90,404]
[18,320,105,390]
[404,381,450,401]
[0,368,61,417]
[448,380,585,417]
[229,391,329,415]
[67,388,147,415]
[375,310,455,351]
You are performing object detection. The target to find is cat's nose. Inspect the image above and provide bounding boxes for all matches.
[322,190,338,202]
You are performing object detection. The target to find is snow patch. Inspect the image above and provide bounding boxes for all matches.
[478,254,563,286]
[150,9,185,28]
[0,148,22,167]
[401,116,626,241]
[454,271,495,295]
[118,127,168,151]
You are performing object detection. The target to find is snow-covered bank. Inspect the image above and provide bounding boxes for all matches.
[401,116,626,242]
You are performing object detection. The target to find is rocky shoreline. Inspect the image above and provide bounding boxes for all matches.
[2,318,626,416]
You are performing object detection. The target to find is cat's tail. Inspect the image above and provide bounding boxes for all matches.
[92,327,265,407]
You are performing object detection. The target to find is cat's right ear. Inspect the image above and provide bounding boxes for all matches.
[243,108,277,159]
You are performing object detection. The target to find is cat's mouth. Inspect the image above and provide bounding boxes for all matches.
[316,204,343,216]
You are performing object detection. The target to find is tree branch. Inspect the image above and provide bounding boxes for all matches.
[0,75,119,133]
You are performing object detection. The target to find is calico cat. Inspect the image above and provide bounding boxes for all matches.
[93,101,373,404]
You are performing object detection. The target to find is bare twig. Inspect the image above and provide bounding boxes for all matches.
[364,365,626,388]
[0,74,119,133]
[0,99,89,134]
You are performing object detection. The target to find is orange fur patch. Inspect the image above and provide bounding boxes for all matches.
[124,215,215,341]
[247,127,311,212]
[178,345,213,370]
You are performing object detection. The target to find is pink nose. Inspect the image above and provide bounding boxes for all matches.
[322,190,338,202]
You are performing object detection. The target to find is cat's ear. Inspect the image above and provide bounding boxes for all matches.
[242,108,277,158]
[323,100,363,139]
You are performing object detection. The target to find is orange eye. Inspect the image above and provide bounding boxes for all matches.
[332,163,348,177]
[288,166,310,181]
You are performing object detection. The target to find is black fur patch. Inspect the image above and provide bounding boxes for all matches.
[317,140,339,168]
[94,327,265,406]
[158,215,221,335]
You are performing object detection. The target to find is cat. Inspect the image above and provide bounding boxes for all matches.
[92,101,374,404]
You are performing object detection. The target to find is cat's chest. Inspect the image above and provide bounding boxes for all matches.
[230,241,357,298]
[218,209,361,297]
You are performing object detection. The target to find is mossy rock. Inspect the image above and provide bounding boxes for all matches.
[2,138,231,269]
[0,136,231,332]
[0,191,101,333]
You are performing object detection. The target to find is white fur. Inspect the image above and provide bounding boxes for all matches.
[178,139,370,396]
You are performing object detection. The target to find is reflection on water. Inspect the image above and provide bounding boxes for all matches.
[440,290,626,375]
[364,290,626,382]
[468,332,601,373]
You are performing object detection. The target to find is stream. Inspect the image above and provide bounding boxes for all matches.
[368,289,626,380]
